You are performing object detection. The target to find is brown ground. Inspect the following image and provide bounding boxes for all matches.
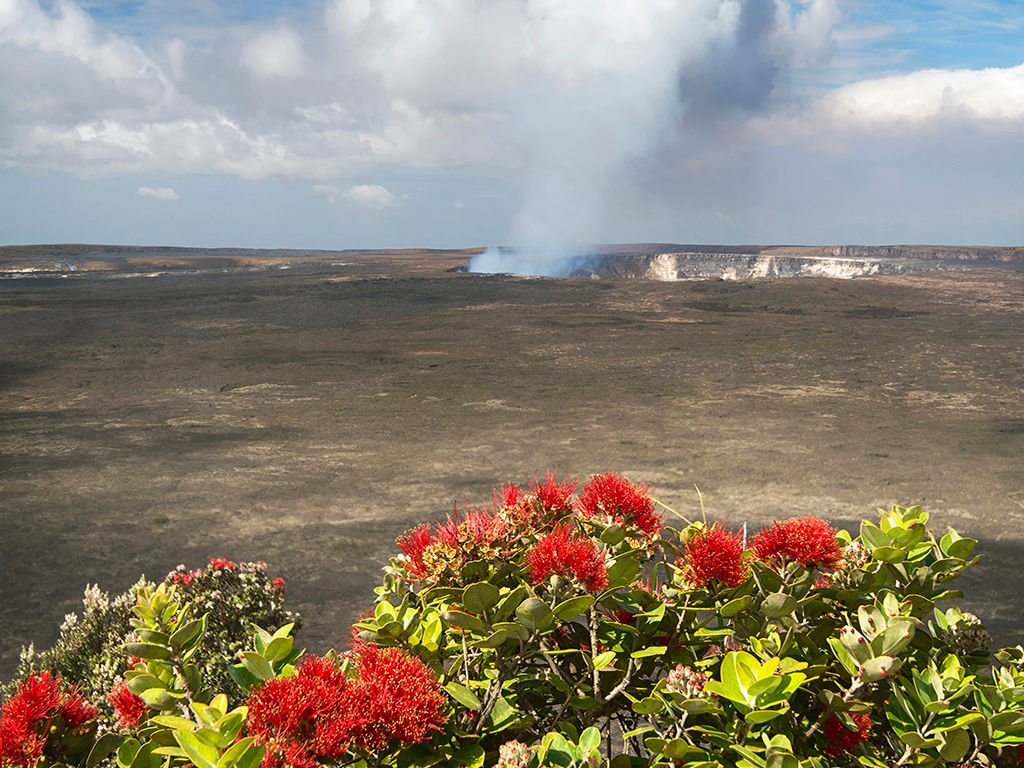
[1,258,1022,679]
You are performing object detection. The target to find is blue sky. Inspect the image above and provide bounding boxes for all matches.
[2,0,1023,249]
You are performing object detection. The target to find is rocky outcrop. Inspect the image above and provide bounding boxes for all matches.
[567,249,1021,281]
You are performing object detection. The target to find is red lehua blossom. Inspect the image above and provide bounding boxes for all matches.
[528,470,577,513]
[493,482,523,510]
[272,577,287,594]
[823,712,872,755]
[679,525,748,589]
[170,570,196,587]
[1,672,97,767]
[574,472,663,539]
[435,507,505,548]
[343,643,447,752]
[397,524,433,578]
[750,516,843,570]
[108,681,149,729]
[208,558,237,571]
[59,688,98,729]
[246,655,354,768]
[526,523,609,591]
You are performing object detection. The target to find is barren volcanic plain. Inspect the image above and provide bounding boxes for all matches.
[1,244,1022,678]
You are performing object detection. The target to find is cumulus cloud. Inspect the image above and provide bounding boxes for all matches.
[314,183,404,208]
[343,184,399,208]
[818,63,1024,124]
[137,185,179,200]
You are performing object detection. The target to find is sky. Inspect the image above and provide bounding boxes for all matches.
[1,0,1023,250]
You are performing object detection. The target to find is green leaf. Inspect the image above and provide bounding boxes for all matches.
[168,619,203,651]
[860,522,890,549]
[241,652,274,682]
[857,606,886,639]
[441,610,487,633]
[116,738,141,768]
[745,709,785,724]
[125,674,164,696]
[473,629,508,648]
[450,744,485,768]
[87,733,122,768]
[214,712,246,744]
[444,681,481,710]
[592,650,616,670]
[123,642,172,660]
[759,592,797,619]
[491,621,529,642]
[721,595,755,617]
[487,697,518,730]
[137,630,170,645]
[631,645,668,660]
[606,555,640,586]
[217,737,258,768]
[173,731,219,768]
[632,697,665,715]
[860,655,900,683]
[150,715,197,731]
[492,585,529,622]
[840,627,873,665]
[871,546,906,563]
[515,597,553,631]
[151,747,189,759]
[578,727,601,756]
[872,621,915,657]
[139,688,181,709]
[264,636,294,662]
[553,595,595,621]
[600,524,628,546]
[271,623,294,641]
[938,729,971,762]
[827,637,857,675]
[462,582,501,614]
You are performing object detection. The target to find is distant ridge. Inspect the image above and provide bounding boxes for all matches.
[1,242,1022,280]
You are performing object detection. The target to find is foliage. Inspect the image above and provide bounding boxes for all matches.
[7,561,297,717]
[4,471,1024,768]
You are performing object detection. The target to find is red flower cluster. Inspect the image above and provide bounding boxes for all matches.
[528,470,577,513]
[493,482,523,510]
[1,672,97,767]
[678,525,748,589]
[526,523,608,591]
[344,642,447,752]
[397,508,505,581]
[169,567,200,587]
[823,712,872,755]
[208,558,237,571]
[247,656,354,768]
[246,647,446,766]
[750,516,843,570]
[108,681,149,729]
[574,472,663,539]
[272,577,287,594]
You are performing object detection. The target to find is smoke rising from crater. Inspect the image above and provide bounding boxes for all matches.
[469,0,840,276]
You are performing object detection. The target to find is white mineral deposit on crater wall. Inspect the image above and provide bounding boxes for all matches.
[801,259,881,278]
[644,254,681,280]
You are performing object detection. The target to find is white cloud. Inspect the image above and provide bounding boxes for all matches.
[137,185,178,200]
[343,184,398,208]
[239,25,307,79]
[818,63,1024,124]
